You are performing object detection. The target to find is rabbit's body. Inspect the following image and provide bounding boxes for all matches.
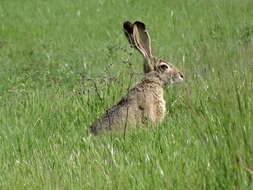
[90,72,166,134]
[90,21,184,135]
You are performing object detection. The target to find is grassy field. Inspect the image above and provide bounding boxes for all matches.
[1,0,253,189]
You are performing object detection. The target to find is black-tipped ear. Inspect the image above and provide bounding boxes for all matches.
[123,21,154,73]
[123,21,133,34]
[133,21,152,59]
[134,21,146,30]
[123,21,136,48]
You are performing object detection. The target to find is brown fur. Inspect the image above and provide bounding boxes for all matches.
[90,21,184,135]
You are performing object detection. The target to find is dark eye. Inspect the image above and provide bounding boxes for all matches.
[159,64,168,70]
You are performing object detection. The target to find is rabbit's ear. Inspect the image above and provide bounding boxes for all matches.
[123,21,154,72]
[133,21,154,72]
[123,21,136,48]
[123,21,152,58]
[133,21,152,59]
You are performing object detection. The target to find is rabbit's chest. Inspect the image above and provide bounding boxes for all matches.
[135,83,166,122]
[153,92,166,121]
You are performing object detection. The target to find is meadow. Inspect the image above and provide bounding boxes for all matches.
[0,0,253,189]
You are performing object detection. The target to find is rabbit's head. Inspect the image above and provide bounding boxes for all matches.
[123,21,184,85]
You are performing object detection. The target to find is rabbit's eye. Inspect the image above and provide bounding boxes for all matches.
[159,64,168,70]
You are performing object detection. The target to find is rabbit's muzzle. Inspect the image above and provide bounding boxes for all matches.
[172,71,184,84]
[158,67,184,85]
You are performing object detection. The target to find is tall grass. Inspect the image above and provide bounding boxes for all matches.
[0,0,253,189]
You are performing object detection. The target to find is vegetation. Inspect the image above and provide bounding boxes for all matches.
[0,0,253,189]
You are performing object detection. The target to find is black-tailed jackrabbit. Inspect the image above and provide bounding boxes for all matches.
[90,21,184,135]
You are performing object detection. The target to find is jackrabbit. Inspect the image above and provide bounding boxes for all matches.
[90,21,184,135]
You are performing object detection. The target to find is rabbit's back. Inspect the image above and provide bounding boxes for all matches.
[90,88,143,134]
[90,77,165,134]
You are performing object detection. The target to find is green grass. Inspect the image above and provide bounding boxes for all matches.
[1,0,253,189]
